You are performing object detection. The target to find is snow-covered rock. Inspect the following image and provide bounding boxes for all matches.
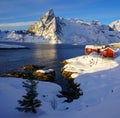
[0,30,25,42]
[6,31,23,40]
[109,20,120,32]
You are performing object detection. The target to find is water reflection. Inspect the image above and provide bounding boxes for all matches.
[33,44,58,69]
[0,43,85,88]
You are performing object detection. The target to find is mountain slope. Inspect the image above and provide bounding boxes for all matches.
[109,20,120,32]
[28,9,120,44]
[1,9,120,44]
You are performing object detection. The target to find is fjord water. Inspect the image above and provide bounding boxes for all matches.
[0,42,85,87]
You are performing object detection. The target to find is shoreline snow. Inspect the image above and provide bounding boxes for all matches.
[63,54,118,78]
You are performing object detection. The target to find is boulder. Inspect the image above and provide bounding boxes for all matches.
[2,65,55,82]
[32,69,55,81]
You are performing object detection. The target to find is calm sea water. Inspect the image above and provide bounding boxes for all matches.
[0,42,85,88]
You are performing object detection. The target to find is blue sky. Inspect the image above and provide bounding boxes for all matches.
[0,0,120,30]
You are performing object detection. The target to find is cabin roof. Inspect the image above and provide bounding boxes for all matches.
[103,47,115,52]
[85,45,105,49]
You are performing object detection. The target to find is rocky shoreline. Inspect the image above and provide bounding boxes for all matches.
[1,65,55,82]
[61,60,75,80]
[0,63,83,102]
[61,67,74,79]
[1,61,77,81]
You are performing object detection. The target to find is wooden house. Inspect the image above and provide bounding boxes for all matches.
[101,47,115,57]
[85,45,115,57]
[85,45,105,54]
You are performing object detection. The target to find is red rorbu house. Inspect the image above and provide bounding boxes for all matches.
[101,47,115,57]
[85,45,115,57]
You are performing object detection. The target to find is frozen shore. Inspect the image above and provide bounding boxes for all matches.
[0,53,120,118]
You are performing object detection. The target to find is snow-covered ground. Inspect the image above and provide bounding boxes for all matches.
[0,43,27,49]
[63,53,118,78]
[0,54,120,118]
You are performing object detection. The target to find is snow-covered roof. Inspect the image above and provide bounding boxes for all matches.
[103,47,115,52]
[85,45,105,49]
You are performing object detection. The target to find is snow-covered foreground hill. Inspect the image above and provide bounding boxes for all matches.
[1,54,120,118]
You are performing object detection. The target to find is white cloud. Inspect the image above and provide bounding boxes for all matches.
[0,21,35,28]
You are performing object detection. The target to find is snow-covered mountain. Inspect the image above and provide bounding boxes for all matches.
[60,19,120,44]
[28,9,120,44]
[0,30,26,42]
[28,9,63,44]
[109,20,120,32]
[0,9,120,44]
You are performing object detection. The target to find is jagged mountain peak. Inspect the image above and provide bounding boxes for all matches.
[41,9,55,24]
[89,20,102,25]
[28,9,64,42]
[44,9,54,16]
[109,20,120,32]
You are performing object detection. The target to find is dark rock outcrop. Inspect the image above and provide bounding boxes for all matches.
[61,67,74,80]
[1,65,55,82]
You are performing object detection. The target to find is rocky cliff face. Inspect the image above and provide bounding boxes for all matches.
[28,9,64,43]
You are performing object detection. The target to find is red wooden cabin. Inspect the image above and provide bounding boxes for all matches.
[101,47,114,57]
[85,45,115,57]
[85,45,105,54]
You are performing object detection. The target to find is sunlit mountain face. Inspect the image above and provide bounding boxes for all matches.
[0,9,120,45]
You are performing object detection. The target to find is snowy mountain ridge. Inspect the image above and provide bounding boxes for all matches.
[0,9,120,44]
[109,20,120,32]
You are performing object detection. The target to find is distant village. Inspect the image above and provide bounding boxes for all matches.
[85,43,120,58]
